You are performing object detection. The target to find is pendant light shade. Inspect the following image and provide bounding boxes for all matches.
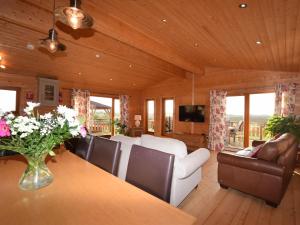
[46,29,58,53]
[39,0,66,53]
[55,0,93,29]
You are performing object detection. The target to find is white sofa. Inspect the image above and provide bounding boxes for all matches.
[111,134,210,206]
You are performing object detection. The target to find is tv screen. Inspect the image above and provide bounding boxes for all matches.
[179,105,205,122]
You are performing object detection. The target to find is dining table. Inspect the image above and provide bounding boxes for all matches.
[0,149,196,225]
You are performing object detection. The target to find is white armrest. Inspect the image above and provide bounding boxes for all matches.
[174,148,210,179]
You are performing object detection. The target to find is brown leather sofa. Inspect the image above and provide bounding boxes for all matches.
[217,133,299,207]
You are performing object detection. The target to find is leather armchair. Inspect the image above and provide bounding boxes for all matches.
[217,133,299,207]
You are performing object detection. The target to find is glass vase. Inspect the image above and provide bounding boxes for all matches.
[19,154,53,191]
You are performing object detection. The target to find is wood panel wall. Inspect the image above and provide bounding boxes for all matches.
[0,72,141,127]
[141,68,300,148]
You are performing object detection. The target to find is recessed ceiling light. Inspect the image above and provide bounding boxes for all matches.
[95,53,100,58]
[0,56,2,60]
[0,65,6,69]
[109,78,113,81]
[129,64,133,68]
[194,43,199,47]
[78,72,82,75]
[239,3,248,8]
[256,40,262,45]
[162,19,167,23]
[26,43,35,50]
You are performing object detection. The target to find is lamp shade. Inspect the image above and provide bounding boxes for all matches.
[134,115,142,120]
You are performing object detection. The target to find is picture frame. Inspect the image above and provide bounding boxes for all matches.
[38,78,59,106]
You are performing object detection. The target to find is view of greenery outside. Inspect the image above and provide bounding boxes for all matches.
[90,97,120,136]
[225,93,275,149]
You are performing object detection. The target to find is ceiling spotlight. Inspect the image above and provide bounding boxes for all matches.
[0,65,6,69]
[26,43,35,50]
[194,43,199,47]
[162,19,167,23]
[109,78,113,81]
[256,40,262,45]
[239,3,248,8]
[95,53,100,58]
[78,72,82,75]
[55,0,93,30]
[0,56,2,61]
[129,64,133,68]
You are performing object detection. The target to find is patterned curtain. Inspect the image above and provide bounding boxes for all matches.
[120,95,129,128]
[275,83,297,116]
[72,89,91,131]
[208,90,227,151]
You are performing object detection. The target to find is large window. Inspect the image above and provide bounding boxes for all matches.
[90,96,120,136]
[226,96,245,149]
[162,98,174,134]
[146,100,155,133]
[225,92,275,149]
[0,88,18,113]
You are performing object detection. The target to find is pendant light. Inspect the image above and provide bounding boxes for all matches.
[39,0,66,53]
[55,0,93,30]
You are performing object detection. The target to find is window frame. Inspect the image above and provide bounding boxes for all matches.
[145,99,155,134]
[161,98,175,135]
[226,90,275,148]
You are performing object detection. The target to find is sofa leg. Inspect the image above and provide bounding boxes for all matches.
[219,184,228,189]
[194,185,198,190]
[265,201,278,208]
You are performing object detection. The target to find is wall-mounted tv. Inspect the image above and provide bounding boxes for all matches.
[179,105,205,122]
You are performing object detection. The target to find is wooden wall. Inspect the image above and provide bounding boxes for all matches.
[0,72,141,127]
[141,68,300,148]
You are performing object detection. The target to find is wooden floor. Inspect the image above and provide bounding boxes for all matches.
[179,152,300,225]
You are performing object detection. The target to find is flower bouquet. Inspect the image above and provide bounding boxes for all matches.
[0,102,85,190]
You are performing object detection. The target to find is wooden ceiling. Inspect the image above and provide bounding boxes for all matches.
[0,0,299,91]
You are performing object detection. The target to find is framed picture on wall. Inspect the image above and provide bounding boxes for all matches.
[38,78,59,106]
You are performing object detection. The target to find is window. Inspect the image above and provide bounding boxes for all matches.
[225,92,275,149]
[0,88,18,113]
[146,100,155,133]
[90,96,120,136]
[226,96,245,149]
[162,99,174,134]
[249,93,275,145]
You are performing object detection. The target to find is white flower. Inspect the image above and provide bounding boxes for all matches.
[20,133,28,138]
[6,113,15,120]
[24,102,40,115]
[40,112,53,120]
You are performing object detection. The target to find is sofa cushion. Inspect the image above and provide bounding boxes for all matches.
[249,144,264,158]
[235,147,253,157]
[141,134,187,158]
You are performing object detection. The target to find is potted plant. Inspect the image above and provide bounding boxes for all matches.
[0,102,85,190]
[265,115,300,141]
[113,118,128,135]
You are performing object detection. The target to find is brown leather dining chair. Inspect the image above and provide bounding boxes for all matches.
[126,144,175,203]
[86,136,121,176]
[73,135,95,160]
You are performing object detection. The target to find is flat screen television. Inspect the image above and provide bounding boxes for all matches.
[179,105,205,122]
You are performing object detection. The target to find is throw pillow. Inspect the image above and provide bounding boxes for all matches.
[235,147,253,157]
[249,144,263,158]
[257,142,278,162]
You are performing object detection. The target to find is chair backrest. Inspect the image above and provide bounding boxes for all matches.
[74,135,94,160]
[126,144,175,203]
[86,136,121,176]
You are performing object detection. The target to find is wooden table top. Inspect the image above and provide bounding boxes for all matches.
[0,150,196,225]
